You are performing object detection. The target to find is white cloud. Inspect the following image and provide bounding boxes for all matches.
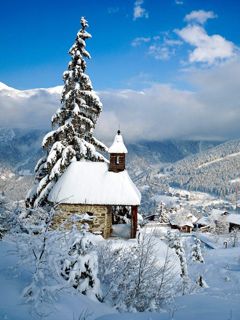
[131,37,151,47]
[176,24,236,65]
[131,34,182,60]
[185,10,217,24]
[175,0,184,5]
[107,7,120,14]
[1,58,240,143]
[133,0,149,20]
[164,39,182,46]
[148,44,172,60]
[148,36,182,60]
[96,59,240,142]
[0,86,61,130]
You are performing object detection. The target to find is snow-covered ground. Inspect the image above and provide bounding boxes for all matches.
[0,238,115,320]
[1,230,240,320]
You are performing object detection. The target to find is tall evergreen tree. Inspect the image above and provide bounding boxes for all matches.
[26,17,107,208]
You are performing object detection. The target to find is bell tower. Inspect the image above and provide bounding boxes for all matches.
[108,130,128,173]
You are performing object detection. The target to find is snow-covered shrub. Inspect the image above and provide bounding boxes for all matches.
[0,196,22,237]
[17,208,64,316]
[13,207,101,316]
[196,275,208,288]
[98,232,178,312]
[61,225,101,301]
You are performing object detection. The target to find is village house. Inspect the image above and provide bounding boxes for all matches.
[48,130,141,239]
[195,209,240,233]
[169,209,197,233]
[226,213,240,232]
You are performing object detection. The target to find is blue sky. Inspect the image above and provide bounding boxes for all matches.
[1,0,240,142]
[0,0,239,90]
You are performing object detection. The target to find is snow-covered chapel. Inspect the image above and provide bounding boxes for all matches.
[26,18,140,239]
[48,130,141,238]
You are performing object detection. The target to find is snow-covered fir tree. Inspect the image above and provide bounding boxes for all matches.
[26,17,107,208]
[173,235,190,294]
[166,230,190,294]
[191,238,204,263]
[157,202,169,223]
[61,224,101,301]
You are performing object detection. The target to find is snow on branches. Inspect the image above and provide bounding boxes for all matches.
[98,232,178,312]
[191,238,204,263]
[17,208,101,316]
[167,231,188,278]
[61,225,101,301]
[26,17,108,208]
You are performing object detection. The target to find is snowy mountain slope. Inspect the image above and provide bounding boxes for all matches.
[0,128,220,175]
[166,139,240,196]
[0,127,222,204]
[0,81,62,97]
[0,128,45,200]
[127,140,220,165]
[0,128,45,172]
[0,80,237,201]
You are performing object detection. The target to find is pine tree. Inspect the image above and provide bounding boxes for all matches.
[157,202,169,223]
[191,238,204,263]
[26,17,107,208]
[167,231,187,277]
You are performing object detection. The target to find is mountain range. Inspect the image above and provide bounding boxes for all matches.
[0,82,240,205]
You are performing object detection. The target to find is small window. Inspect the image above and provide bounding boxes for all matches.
[116,155,120,165]
[86,212,94,216]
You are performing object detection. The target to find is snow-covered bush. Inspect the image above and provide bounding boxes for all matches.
[0,196,22,237]
[196,275,208,288]
[98,232,178,312]
[17,208,63,316]
[13,207,101,316]
[61,224,101,301]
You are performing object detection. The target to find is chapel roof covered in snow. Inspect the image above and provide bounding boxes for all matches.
[48,160,140,206]
[108,130,128,154]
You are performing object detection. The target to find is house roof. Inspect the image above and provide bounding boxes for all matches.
[48,160,140,206]
[197,216,212,226]
[169,209,197,228]
[108,131,128,154]
[226,213,240,225]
